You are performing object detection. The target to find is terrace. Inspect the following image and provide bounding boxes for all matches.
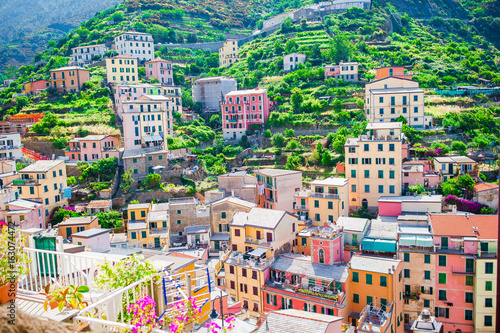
[357,302,393,333]
[263,280,346,307]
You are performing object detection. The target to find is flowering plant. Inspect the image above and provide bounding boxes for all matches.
[163,297,202,333]
[206,317,236,333]
[127,296,158,333]
[0,224,31,286]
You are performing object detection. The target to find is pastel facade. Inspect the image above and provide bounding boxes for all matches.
[378,195,442,217]
[127,202,170,249]
[145,58,173,85]
[219,40,239,68]
[57,216,99,240]
[375,66,412,80]
[255,169,302,212]
[65,135,120,162]
[169,197,210,235]
[23,79,50,95]
[324,62,359,82]
[365,76,432,128]
[122,95,174,150]
[209,196,256,234]
[473,182,499,211]
[11,160,67,219]
[50,66,90,92]
[1,196,44,230]
[294,177,349,226]
[0,133,22,160]
[214,171,258,204]
[192,76,237,111]
[256,309,344,333]
[72,228,111,252]
[106,55,139,84]
[221,89,270,140]
[114,32,154,62]
[402,160,440,190]
[336,216,370,261]
[284,53,306,72]
[185,225,210,246]
[71,44,107,66]
[433,155,479,182]
[345,123,403,210]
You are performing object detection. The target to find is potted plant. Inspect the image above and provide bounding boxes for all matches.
[0,225,31,304]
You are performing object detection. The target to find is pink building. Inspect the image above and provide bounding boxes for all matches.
[378,195,442,217]
[429,214,477,333]
[221,88,270,141]
[145,58,173,85]
[5,199,45,229]
[310,226,344,265]
[402,160,440,190]
[65,135,120,162]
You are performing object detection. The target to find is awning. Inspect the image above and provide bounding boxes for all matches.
[152,135,162,141]
[399,235,416,246]
[450,238,463,242]
[143,136,154,142]
[153,165,165,170]
[362,238,375,251]
[373,239,397,252]
[416,235,434,247]
[247,248,267,257]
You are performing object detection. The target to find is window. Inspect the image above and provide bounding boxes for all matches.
[465,276,473,286]
[253,286,258,296]
[423,299,430,308]
[414,95,418,102]
[364,170,370,178]
[438,273,446,284]
[438,255,446,267]
[221,212,226,219]
[378,170,384,178]
[380,276,387,287]
[230,281,235,289]
[390,96,395,106]
[44,185,48,192]
[30,187,35,195]
[465,292,473,303]
[438,290,447,301]
[485,298,493,307]
[389,143,395,151]
[424,270,431,280]
[131,232,136,239]
[366,274,372,285]
[379,97,384,103]
[389,185,395,194]
[485,316,492,327]
[314,200,319,208]
[435,307,449,319]
[486,281,493,291]
[378,144,383,151]
[351,184,357,193]
[315,214,320,222]
[378,185,384,194]
[328,201,333,209]
[404,253,409,262]
[242,268,247,277]
[364,185,370,193]
[389,170,395,179]
[352,272,359,283]
[252,270,257,279]
[389,158,395,165]
[424,254,430,264]
[301,237,307,246]
[353,294,359,303]
[465,310,473,321]
[404,269,410,278]
[485,262,494,274]
[351,170,356,178]
[141,231,146,238]
[234,229,240,237]
[364,144,369,152]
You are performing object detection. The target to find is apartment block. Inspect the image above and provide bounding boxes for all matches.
[161,85,182,113]
[106,55,139,84]
[65,134,120,162]
[255,169,302,212]
[378,195,442,217]
[0,133,22,160]
[402,160,440,190]
[219,40,239,68]
[348,256,404,333]
[122,95,174,150]
[209,170,257,203]
[294,177,349,226]
[71,43,107,66]
[365,76,432,128]
[122,147,171,179]
[114,32,154,62]
[127,202,170,249]
[9,160,68,219]
[49,66,90,92]
[324,62,359,82]
[145,58,173,85]
[23,79,50,95]
[209,196,256,234]
[221,88,270,140]
[344,122,403,210]
[0,188,44,229]
[283,53,306,72]
[433,155,479,182]
[169,197,210,236]
[192,76,237,111]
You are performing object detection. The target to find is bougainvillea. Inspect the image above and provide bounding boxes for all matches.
[444,195,494,214]
[127,296,158,333]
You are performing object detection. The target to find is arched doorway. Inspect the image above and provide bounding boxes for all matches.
[362,199,368,210]
[319,249,324,264]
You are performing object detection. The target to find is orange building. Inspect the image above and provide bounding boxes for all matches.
[375,66,412,80]
[57,216,99,240]
[23,79,50,95]
[49,66,90,92]
[348,255,404,332]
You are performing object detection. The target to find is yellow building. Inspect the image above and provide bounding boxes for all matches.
[127,202,169,249]
[225,207,299,317]
[219,40,239,68]
[106,55,139,84]
[10,160,68,220]
[294,177,349,226]
[348,256,404,333]
[365,76,432,128]
[344,123,403,210]
[433,155,479,182]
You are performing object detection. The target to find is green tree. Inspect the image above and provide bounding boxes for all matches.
[321,151,333,166]
[16,163,26,171]
[441,178,461,196]
[97,211,123,229]
[290,89,303,111]
[329,33,354,64]
[284,128,295,138]
[146,173,161,188]
[272,133,286,148]
[121,169,134,194]
[67,176,77,186]
[286,139,299,149]
[457,174,475,191]
[263,129,272,138]
[408,180,425,194]
[274,40,285,56]
[284,39,299,54]
[16,96,29,111]
[450,141,467,151]
[52,209,81,224]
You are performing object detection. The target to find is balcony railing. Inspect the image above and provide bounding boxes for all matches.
[226,253,275,270]
[102,146,118,151]
[451,266,475,276]
[66,147,81,152]
[12,178,40,186]
[295,205,309,210]
[477,249,497,258]
[265,196,275,203]
[245,237,269,246]
[265,183,274,189]
[310,192,340,200]
[436,246,464,254]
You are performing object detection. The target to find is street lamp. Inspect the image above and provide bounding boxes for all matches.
[209,290,224,327]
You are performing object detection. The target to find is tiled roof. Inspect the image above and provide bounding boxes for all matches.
[86,200,112,209]
[57,216,97,226]
[429,214,476,237]
[469,215,498,240]
[255,309,342,333]
[255,169,301,177]
[474,182,498,192]
[230,208,287,229]
[349,255,401,274]
[271,254,348,282]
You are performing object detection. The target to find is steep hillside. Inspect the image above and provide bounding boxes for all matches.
[0,0,121,68]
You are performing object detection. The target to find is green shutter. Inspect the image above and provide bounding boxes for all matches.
[266,293,270,304]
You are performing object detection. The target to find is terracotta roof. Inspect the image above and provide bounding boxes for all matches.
[469,215,498,240]
[429,214,476,237]
[474,182,499,192]
[111,55,136,59]
[146,58,172,63]
[86,200,112,209]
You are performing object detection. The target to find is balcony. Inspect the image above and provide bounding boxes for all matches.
[66,147,81,152]
[102,146,118,152]
[477,249,497,258]
[245,237,270,246]
[0,145,21,151]
[436,246,464,254]
[265,196,275,203]
[295,205,309,211]
[225,252,275,270]
[228,119,238,123]
[265,183,274,189]
[310,192,340,200]
[264,280,345,307]
[451,266,475,276]
[221,100,250,106]
[12,178,40,186]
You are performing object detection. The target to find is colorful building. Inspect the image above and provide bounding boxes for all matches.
[23,79,50,95]
[433,155,479,182]
[57,216,99,240]
[378,195,442,217]
[71,43,107,66]
[348,255,404,332]
[361,218,398,255]
[336,216,370,261]
[255,309,344,333]
[106,55,139,84]
[402,160,440,191]
[49,66,90,92]
[209,196,256,235]
[324,62,359,82]
[219,40,239,68]
[0,197,44,230]
[114,31,154,62]
[473,182,499,211]
[0,132,23,160]
[255,169,302,212]
[145,58,173,85]
[345,122,404,210]
[127,202,169,249]
[65,134,120,162]
[221,88,270,140]
[375,66,412,80]
[294,177,349,226]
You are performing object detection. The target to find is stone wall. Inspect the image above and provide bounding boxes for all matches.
[23,140,65,158]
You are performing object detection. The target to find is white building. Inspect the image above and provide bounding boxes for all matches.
[114,32,155,62]
[219,40,239,68]
[192,76,237,111]
[0,133,22,160]
[185,225,210,246]
[283,53,307,72]
[71,44,107,66]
